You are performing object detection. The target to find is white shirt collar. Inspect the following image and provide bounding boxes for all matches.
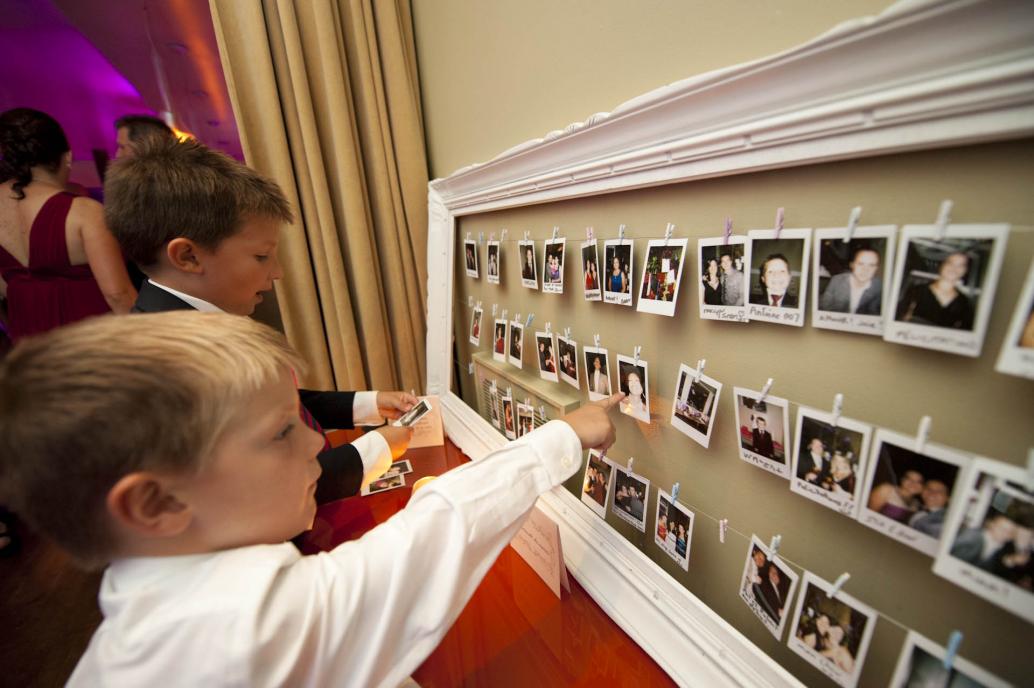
[147,279,224,313]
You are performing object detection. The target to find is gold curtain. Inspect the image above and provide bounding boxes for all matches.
[209,0,428,393]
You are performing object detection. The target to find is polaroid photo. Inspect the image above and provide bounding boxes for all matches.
[611,461,650,532]
[580,449,613,519]
[996,258,1034,379]
[654,489,694,571]
[787,571,878,688]
[500,395,517,440]
[791,407,872,518]
[747,228,812,327]
[858,428,971,557]
[637,238,689,317]
[812,226,896,336]
[382,459,413,478]
[732,387,791,479]
[583,345,613,401]
[933,456,1034,624]
[486,240,501,284]
[603,239,634,306]
[616,354,650,423]
[395,398,432,428]
[508,320,524,369]
[582,238,602,301]
[889,630,1010,688]
[518,239,538,289]
[488,387,501,428]
[492,319,507,363]
[885,224,1009,357]
[534,331,559,382]
[556,335,580,390]
[698,236,750,323]
[542,237,566,294]
[361,473,406,496]
[739,535,800,640]
[516,402,535,437]
[463,238,479,278]
[670,362,723,448]
[468,307,483,346]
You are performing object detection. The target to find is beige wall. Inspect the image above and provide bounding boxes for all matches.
[412,0,895,179]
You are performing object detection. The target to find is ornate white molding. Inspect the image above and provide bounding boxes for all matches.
[425,1,1033,685]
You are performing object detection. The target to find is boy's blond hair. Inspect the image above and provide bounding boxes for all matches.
[0,312,303,568]
[104,137,294,268]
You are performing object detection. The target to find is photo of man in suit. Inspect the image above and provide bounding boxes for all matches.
[752,416,775,459]
[752,254,798,308]
[720,252,744,306]
[819,246,882,315]
[798,437,830,484]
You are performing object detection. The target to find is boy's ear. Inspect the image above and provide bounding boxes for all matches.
[106,472,192,538]
[166,238,206,274]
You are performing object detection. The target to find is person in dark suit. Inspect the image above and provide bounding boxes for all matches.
[819,247,882,315]
[105,137,416,503]
[751,254,798,308]
[756,563,788,624]
[798,437,829,483]
[751,416,775,459]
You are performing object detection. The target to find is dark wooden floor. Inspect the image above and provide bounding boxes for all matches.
[0,517,102,687]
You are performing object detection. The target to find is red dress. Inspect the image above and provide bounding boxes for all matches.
[0,192,110,341]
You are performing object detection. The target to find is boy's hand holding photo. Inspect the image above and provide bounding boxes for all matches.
[376,391,419,421]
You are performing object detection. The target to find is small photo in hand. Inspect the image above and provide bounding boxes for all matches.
[519,240,538,289]
[508,321,523,369]
[583,346,612,401]
[543,238,566,294]
[732,387,791,478]
[535,331,559,382]
[791,408,872,518]
[492,319,508,362]
[611,461,650,532]
[556,335,579,389]
[698,237,750,322]
[616,354,650,423]
[516,403,535,437]
[739,535,800,640]
[654,489,694,571]
[858,428,969,557]
[582,238,602,301]
[463,239,479,278]
[468,307,482,346]
[996,258,1034,379]
[501,395,516,440]
[747,229,811,327]
[889,631,1010,688]
[637,238,689,317]
[670,362,723,448]
[812,226,895,336]
[885,224,1008,357]
[486,240,500,284]
[362,473,406,496]
[581,449,613,518]
[603,239,634,306]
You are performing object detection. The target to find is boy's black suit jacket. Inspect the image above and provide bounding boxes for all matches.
[133,280,365,502]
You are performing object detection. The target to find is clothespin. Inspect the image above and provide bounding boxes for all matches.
[524,230,531,241]
[489,232,496,243]
[693,359,706,382]
[500,229,508,242]
[586,226,594,240]
[769,534,782,555]
[627,456,634,473]
[593,333,601,348]
[671,482,680,502]
[718,518,729,544]
[758,378,774,403]
[831,393,844,428]
[599,449,607,464]
[545,321,552,336]
[478,231,484,246]
[723,217,733,245]
[828,572,851,599]
[774,207,785,239]
[1025,448,1034,493]
[935,200,953,242]
[506,386,513,399]
[664,222,675,247]
[501,309,508,321]
[466,232,472,242]
[563,327,571,340]
[467,362,474,375]
[618,224,626,244]
[524,397,531,409]
[943,630,963,671]
[492,304,498,317]
[475,300,482,310]
[489,379,497,393]
[916,416,932,454]
[538,405,546,420]
[513,312,521,325]
[633,345,642,366]
[467,295,474,308]
[525,313,534,329]
[843,207,862,243]
[551,225,559,241]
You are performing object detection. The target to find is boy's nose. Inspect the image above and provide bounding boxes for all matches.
[270,253,285,281]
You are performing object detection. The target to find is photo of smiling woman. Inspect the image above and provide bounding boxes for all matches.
[616,354,650,423]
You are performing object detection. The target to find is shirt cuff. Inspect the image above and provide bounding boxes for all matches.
[514,419,583,486]
[353,430,393,487]
[352,391,383,426]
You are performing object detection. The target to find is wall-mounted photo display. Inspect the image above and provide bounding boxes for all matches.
[501,394,516,440]
[581,238,602,301]
[518,239,538,289]
[812,226,896,336]
[516,402,535,438]
[583,345,612,401]
[791,408,872,518]
[933,457,1034,624]
[738,535,800,640]
[486,240,501,284]
[611,461,650,532]
[655,489,694,571]
[488,386,501,428]
[616,354,650,423]
[698,236,750,323]
[492,319,507,363]
[556,334,579,389]
[603,239,634,306]
[464,238,479,278]
[637,238,689,317]
[884,224,1009,357]
[581,449,613,519]
[787,571,877,688]
[747,228,812,327]
[732,387,791,478]
[858,428,970,557]
[468,306,483,346]
[670,362,723,448]
[996,258,1034,379]
[889,631,1010,688]
[542,237,566,294]
[535,331,559,382]
[508,319,524,368]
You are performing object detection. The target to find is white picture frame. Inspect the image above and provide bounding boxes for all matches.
[698,235,750,323]
[616,353,650,423]
[463,238,479,278]
[582,345,613,401]
[542,237,566,294]
[581,238,602,301]
[611,460,650,532]
[746,228,812,327]
[534,330,559,382]
[580,449,613,519]
[507,320,523,369]
[738,535,800,641]
[602,238,634,306]
[790,407,872,518]
[654,489,694,571]
[889,630,1010,688]
[811,225,897,336]
[670,362,723,449]
[468,306,482,346]
[637,238,689,317]
[486,240,501,284]
[732,387,792,479]
[995,258,1034,379]
[556,334,580,389]
[518,239,538,289]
